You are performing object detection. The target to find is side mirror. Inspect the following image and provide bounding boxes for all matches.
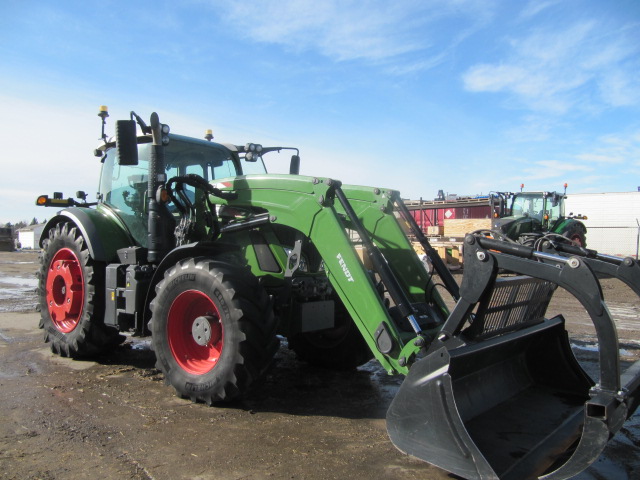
[116,120,139,166]
[289,155,300,175]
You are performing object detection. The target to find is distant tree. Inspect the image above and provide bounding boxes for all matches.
[14,221,27,230]
[3,222,11,228]
[30,217,38,226]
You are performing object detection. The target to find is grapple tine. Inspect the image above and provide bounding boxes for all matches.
[542,358,640,479]
[540,416,615,480]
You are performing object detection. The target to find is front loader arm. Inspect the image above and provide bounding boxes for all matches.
[211,174,444,374]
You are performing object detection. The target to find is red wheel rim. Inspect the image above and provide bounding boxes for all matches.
[45,248,85,333]
[167,290,224,375]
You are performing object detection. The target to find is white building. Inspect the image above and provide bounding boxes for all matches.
[565,192,640,258]
[17,223,46,250]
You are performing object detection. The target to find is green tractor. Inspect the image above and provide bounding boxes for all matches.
[35,108,640,479]
[490,186,587,247]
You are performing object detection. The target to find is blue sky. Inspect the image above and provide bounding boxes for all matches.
[1,0,639,224]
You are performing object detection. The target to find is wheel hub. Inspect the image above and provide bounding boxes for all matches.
[192,315,217,346]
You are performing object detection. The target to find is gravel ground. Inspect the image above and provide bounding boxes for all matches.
[0,250,639,480]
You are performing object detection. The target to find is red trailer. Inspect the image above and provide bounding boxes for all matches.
[405,197,495,233]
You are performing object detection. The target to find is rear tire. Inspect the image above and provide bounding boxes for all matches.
[38,221,122,357]
[150,258,279,403]
[289,298,373,370]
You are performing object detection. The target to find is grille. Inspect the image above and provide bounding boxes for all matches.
[466,276,557,340]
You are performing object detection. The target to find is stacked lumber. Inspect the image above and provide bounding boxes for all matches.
[425,226,444,236]
[443,218,492,237]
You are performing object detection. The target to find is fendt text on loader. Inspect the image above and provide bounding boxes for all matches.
[35,107,640,479]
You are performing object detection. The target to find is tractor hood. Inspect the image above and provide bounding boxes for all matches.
[492,215,541,241]
[492,216,517,234]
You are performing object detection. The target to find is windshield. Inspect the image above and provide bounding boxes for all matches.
[511,193,563,222]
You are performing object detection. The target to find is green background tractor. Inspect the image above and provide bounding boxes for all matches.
[491,188,587,247]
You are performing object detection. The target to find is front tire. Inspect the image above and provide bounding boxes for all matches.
[150,258,279,404]
[289,297,373,370]
[561,222,587,248]
[38,221,121,357]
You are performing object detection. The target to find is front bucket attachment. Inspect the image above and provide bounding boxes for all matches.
[387,317,594,480]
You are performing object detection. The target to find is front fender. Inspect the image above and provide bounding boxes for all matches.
[40,207,134,262]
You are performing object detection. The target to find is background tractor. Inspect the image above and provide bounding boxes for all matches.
[490,186,587,247]
[34,108,640,479]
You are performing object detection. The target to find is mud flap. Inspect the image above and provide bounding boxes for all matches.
[387,317,595,480]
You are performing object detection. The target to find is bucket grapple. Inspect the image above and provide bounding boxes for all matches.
[388,233,640,479]
[35,109,640,480]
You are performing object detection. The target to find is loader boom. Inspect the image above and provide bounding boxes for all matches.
[209,175,447,374]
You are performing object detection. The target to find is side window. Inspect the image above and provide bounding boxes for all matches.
[99,148,150,246]
[548,201,561,221]
[512,198,523,216]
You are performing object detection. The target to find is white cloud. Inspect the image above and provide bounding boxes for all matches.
[574,130,640,167]
[535,160,592,172]
[464,64,527,92]
[574,153,623,164]
[513,159,593,185]
[598,69,640,107]
[463,14,640,114]
[211,0,494,67]
[519,0,558,20]
[505,115,563,142]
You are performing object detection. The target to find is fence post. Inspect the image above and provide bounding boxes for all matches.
[636,219,639,260]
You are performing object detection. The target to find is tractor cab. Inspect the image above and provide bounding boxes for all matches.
[96,134,252,247]
[92,112,299,251]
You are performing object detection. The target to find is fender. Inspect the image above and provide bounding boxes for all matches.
[39,207,134,262]
[553,218,586,234]
[552,218,587,244]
